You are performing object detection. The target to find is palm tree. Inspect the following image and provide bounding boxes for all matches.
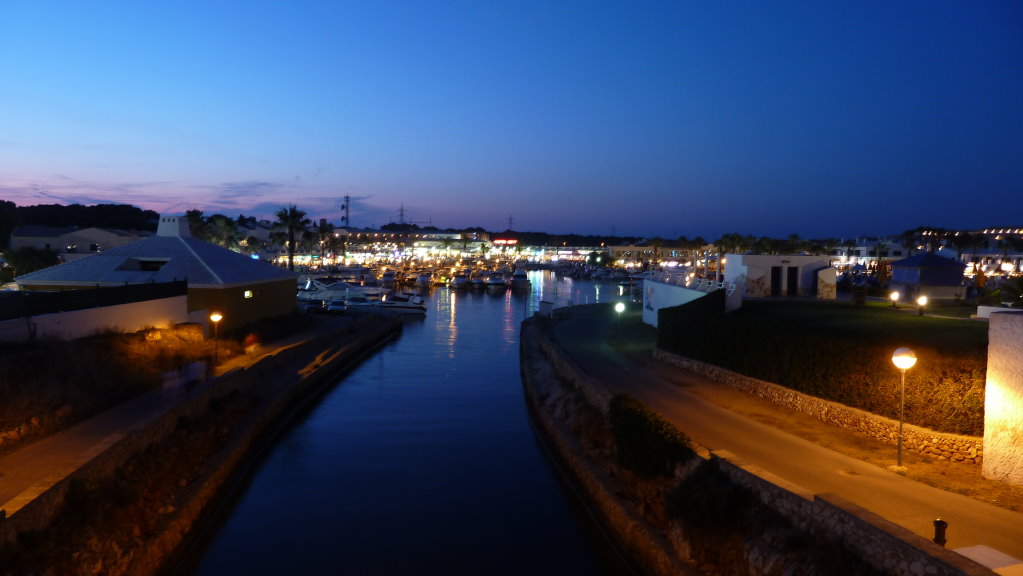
[272,205,311,271]
[323,233,345,262]
[314,220,335,258]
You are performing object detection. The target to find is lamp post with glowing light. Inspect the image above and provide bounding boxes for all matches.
[916,295,928,316]
[614,301,625,344]
[890,291,900,308]
[210,312,223,368]
[891,347,917,467]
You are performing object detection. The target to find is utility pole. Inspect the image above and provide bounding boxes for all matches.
[340,195,351,229]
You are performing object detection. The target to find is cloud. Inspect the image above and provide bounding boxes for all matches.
[199,181,285,199]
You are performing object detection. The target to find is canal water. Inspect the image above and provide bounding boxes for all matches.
[180,271,636,575]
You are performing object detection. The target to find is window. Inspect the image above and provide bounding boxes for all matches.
[117,258,170,271]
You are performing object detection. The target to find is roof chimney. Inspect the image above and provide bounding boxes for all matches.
[156,215,192,237]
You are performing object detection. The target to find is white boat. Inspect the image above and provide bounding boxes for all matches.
[378,292,427,314]
[469,270,486,289]
[297,277,370,302]
[448,271,470,289]
[416,271,433,287]
[510,269,530,288]
[485,271,508,289]
[345,293,427,315]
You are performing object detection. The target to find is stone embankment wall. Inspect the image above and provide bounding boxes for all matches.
[712,451,987,576]
[653,348,984,465]
[522,319,695,576]
[0,315,402,574]
[522,317,993,576]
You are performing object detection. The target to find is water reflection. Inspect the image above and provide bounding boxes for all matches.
[182,271,632,576]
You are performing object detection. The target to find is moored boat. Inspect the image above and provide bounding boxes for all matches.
[485,270,508,289]
[345,292,427,315]
[510,269,530,288]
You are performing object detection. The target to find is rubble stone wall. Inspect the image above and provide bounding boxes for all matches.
[653,348,984,465]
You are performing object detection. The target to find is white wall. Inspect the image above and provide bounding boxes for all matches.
[725,254,832,298]
[983,311,1023,485]
[0,296,189,342]
[641,281,711,328]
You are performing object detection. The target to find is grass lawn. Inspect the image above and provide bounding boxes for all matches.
[732,299,988,352]
[656,297,990,435]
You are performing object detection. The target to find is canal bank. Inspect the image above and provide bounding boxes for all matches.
[183,273,632,576]
[520,305,993,576]
[0,313,402,575]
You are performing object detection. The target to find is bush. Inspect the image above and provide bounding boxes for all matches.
[609,394,695,477]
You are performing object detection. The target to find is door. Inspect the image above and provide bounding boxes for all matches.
[770,266,782,297]
[787,266,799,296]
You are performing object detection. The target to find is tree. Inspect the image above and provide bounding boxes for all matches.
[243,235,262,255]
[0,200,23,250]
[1,247,60,280]
[206,214,243,250]
[313,220,335,258]
[323,233,345,261]
[999,276,1023,307]
[186,209,207,240]
[272,205,310,271]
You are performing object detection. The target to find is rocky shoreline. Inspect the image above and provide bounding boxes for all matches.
[0,314,403,576]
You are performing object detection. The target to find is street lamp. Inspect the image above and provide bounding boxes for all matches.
[614,301,625,343]
[210,312,223,367]
[890,291,900,308]
[916,295,928,316]
[891,347,917,467]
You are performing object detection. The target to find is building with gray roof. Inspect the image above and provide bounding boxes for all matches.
[15,215,297,333]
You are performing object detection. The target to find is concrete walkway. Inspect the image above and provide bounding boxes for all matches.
[0,315,354,518]
[550,303,1023,573]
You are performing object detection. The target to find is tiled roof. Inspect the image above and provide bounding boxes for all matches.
[891,253,964,268]
[16,235,295,288]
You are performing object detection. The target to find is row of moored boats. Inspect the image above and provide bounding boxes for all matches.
[296,266,532,316]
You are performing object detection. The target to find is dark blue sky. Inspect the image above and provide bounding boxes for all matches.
[1,1,1020,240]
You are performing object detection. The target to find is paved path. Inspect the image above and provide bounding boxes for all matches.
[0,315,353,518]
[551,303,1023,568]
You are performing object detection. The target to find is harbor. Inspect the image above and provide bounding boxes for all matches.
[178,271,637,575]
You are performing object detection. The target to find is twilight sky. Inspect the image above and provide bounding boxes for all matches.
[1,1,1020,240]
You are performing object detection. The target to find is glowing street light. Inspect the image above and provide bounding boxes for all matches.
[210,312,223,367]
[916,295,928,316]
[891,347,918,467]
[614,301,625,343]
[890,291,900,308]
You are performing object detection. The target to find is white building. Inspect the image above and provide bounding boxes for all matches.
[723,254,835,299]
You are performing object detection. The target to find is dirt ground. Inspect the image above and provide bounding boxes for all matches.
[615,318,1023,514]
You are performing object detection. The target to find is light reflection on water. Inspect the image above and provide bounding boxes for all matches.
[183,271,633,576]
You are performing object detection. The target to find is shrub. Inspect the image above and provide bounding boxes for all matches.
[609,394,695,477]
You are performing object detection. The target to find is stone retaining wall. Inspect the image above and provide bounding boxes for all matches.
[653,348,984,465]
[521,320,694,576]
[522,316,994,576]
[713,450,990,576]
[0,314,401,569]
